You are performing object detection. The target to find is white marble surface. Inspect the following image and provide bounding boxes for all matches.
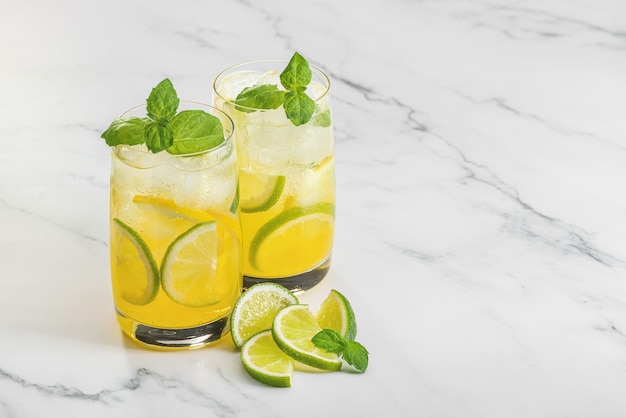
[1,0,626,416]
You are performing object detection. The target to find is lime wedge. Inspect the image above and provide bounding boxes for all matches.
[241,330,293,388]
[230,282,299,348]
[248,202,334,274]
[240,173,286,213]
[315,289,357,342]
[160,221,220,307]
[111,218,159,305]
[272,304,342,371]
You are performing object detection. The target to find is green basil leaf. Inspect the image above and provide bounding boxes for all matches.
[342,341,369,373]
[234,84,285,112]
[146,78,179,121]
[144,120,173,153]
[312,329,347,354]
[311,109,332,127]
[283,90,315,126]
[101,117,147,146]
[280,52,312,91]
[167,110,224,154]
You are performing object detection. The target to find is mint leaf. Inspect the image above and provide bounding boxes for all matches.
[232,52,320,127]
[101,117,147,146]
[235,84,285,112]
[311,109,331,128]
[144,120,173,153]
[283,90,315,126]
[167,110,224,154]
[312,329,370,373]
[342,341,369,373]
[312,329,347,354]
[146,78,179,121]
[280,52,311,91]
[102,78,225,155]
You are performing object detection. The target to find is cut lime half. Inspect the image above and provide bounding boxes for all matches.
[272,304,342,371]
[160,221,220,307]
[112,218,160,305]
[230,282,299,348]
[241,330,293,388]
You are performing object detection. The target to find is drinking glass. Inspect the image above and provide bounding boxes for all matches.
[109,102,241,349]
[213,60,335,292]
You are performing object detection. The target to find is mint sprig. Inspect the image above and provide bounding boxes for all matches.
[279,52,311,91]
[144,119,174,153]
[101,78,224,154]
[312,329,369,373]
[283,90,315,127]
[146,78,179,121]
[235,85,285,113]
[102,117,146,147]
[233,52,322,126]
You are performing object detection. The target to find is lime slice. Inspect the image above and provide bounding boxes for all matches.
[241,330,293,388]
[132,195,212,222]
[240,173,286,213]
[272,304,342,371]
[315,289,357,342]
[230,282,298,348]
[111,218,159,305]
[160,221,220,307]
[248,202,334,274]
[229,181,240,214]
[131,195,215,261]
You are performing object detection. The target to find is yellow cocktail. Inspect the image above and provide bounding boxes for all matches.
[103,87,241,349]
[213,54,335,292]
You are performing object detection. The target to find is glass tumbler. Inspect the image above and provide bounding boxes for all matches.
[213,60,335,292]
[109,102,241,349]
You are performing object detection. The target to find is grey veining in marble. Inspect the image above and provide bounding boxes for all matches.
[1,0,626,417]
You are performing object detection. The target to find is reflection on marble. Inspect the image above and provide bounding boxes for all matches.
[1,0,626,416]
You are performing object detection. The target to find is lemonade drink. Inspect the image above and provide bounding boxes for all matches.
[103,86,242,349]
[213,54,335,292]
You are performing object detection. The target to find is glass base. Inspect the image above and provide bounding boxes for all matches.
[116,311,230,350]
[243,257,330,293]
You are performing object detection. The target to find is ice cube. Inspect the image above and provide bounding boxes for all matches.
[217,71,280,101]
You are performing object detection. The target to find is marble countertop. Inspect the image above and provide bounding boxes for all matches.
[1,0,625,416]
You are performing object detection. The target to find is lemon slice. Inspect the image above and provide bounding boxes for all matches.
[272,304,342,371]
[132,195,213,222]
[315,289,357,342]
[230,282,299,348]
[248,202,334,274]
[240,173,286,213]
[160,221,220,307]
[241,330,293,388]
[131,195,215,262]
[111,218,159,305]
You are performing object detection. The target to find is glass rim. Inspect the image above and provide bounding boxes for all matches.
[116,100,235,158]
[212,59,331,109]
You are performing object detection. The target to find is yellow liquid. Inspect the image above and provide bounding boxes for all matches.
[239,155,335,279]
[110,206,240,327]
[214,69,336,282]
[109,145,242,341]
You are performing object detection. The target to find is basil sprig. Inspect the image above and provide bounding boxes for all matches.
[234,52,324,127]
[102,79,224,154]
[312,329,369,373]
